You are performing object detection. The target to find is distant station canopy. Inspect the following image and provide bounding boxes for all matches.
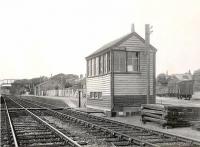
[85,24,157,117]
[0,79,15,87]
[0,79,16,95]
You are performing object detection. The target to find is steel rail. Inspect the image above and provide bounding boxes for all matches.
[17,96,200,146]
[87,112,200,145]
[15,98,159,147]
[3,97,19,147]
[29,98,199,146]
[7,97,81,147]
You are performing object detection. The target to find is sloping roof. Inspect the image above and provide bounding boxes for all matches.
[86,31,157,59]
[194,69,200,75]
[172,73,193,81]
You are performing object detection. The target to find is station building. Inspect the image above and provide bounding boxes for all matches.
[85,24,157,116]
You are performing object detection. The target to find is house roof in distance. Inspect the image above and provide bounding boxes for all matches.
[171,73,193,81]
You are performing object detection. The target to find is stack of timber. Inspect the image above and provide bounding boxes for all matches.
[141,104,200,128]
[191,121,200,131]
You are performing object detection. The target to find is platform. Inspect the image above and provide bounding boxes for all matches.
[74,107,105,114]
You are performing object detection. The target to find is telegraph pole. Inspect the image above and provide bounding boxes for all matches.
[145,24,153,104]
[78,90,81,107]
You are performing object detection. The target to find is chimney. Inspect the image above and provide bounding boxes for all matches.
[131,24,135,32]
[145,24,150,44]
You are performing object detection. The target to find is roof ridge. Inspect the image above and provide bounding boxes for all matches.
[86,31,157,59]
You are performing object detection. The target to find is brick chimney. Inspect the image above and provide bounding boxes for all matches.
[131,24,135,32]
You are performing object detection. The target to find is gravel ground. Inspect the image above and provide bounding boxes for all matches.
[106,115,200,141]
[42,116,113,147]
[30,95,200,141]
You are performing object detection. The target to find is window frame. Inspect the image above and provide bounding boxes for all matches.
[103,53,107,74]
[89,92,103,100]
[99,55,104,75]
[94,58,96,76]
[113,50,126,72]
[107,52,111,73]
[95,57,99,76]
[126,51,140,72]
[86,50,140,78]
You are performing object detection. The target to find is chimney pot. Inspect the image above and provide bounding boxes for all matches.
[131,24,135,32]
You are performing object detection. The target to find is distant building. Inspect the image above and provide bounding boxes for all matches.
[168,73,193,86]
[193,69,200,92]
[34,79,62,96]
[34,74,85,96]
[167,72,193,97]
[85,24,157,116]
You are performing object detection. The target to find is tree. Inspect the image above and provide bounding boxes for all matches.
[65,82,72,88]
[157,73,168,86]
[10,76,48,95]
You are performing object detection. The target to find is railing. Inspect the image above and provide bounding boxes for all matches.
[37,88,86,98]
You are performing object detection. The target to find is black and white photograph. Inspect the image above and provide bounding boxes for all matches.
[0,0,200,146]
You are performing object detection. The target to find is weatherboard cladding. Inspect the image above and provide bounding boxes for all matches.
[86,74,111,109]
[86,31,156,111]
[113,49,154,96]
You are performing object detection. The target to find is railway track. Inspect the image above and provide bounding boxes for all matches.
[1,108,13,146]
[2,95,200,147]
[1,96,81,147]
[21,96,200,147]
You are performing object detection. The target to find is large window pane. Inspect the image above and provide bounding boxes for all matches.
[99,55,104,74]
[91,58,95,76]
[91,59,93,76]
[96,57,99,75]
[127,52,139,72]
[93,58,96,76]
[107,52,110,72]
[114,51,126,72]
[104,54,107,74]
[88,60,92,77]
[89,59,92,76]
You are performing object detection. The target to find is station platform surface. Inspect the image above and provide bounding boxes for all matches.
[34,96,104,114]
[74,107,105,114]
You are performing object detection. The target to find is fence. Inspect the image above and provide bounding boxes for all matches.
[38,88,86,99]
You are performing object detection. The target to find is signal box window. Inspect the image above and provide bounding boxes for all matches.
[114,51,126,72]
[99,55,104,74]
[104,54,107,74]
[127,52,139,72]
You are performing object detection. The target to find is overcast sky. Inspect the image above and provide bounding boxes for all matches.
[0,0,200,80]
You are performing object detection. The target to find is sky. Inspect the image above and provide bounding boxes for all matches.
[0,0,200,80]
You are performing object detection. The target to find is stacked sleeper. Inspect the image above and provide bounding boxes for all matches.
[141,104,200,128]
